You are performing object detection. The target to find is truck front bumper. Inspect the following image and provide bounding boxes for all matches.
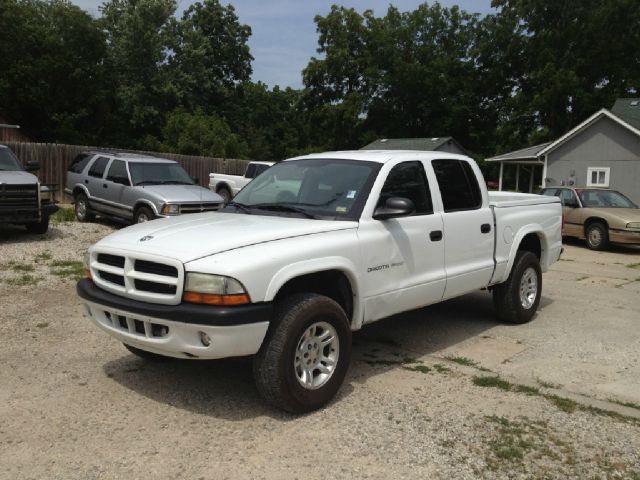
[77,279,271,359]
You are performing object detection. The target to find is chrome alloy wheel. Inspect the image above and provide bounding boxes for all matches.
[519,267,538,309]
[137,212,149,223]
[76,198,87,219]
[294,321,339,390]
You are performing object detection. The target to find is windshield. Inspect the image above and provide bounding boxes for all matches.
[128,162,194,186]
[229,158,381,220]
[577,190,637,208]
[0,148,23,171]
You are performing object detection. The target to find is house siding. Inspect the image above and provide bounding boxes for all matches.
[546,116,640,204]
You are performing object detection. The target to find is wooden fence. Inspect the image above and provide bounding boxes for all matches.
[2,141,251,203]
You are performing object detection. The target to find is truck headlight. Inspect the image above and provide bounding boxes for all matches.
[183,273,250,305]
[161,203,180,215]
[627,222,640,230]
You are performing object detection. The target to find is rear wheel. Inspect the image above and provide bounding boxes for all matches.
[75,193,95,222]
[253,293,352,413]
[586,222,609,251]
[217,187,231,204]
[134,206,154,223]
[493,250,542,324]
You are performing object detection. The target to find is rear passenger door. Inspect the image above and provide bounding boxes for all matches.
[430,159,495,299]
[558,189,583,237]
[102,159,132,219]
[85,156,110,211]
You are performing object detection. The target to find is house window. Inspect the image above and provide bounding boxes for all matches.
[586,167,610,187]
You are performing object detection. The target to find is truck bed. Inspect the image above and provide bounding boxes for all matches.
[489,191,559,208]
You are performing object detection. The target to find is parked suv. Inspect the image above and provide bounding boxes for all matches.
[0,144,58,233]
[65,152,223,223]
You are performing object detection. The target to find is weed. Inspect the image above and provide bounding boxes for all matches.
[402,357,422,364]
[11,274,39,286]
[608,398,640,410]
[547,395,578,413]
[404,365,432,374]
[446,355,479,367]
[10,263,34,273]
[34,252,52,263]
[626,262,640,270]
[575,275,589,281]
[513,384,540,396]
[473,376,513,391]
[50,207,76,223]
[433,364,451,373]
[536,378,561,389]
[49,260,84,280]
[36,322,48,328]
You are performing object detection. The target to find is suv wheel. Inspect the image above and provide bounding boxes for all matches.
[253,293,352,413]
[493,250,542,324]
[586,222,609,251]
[75,193,95,222]
[134,206,154,223]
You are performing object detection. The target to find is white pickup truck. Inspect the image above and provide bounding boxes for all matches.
[78,151,562,412]
[208,161,274,202]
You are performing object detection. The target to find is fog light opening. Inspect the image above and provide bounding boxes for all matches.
[199,331,211,347]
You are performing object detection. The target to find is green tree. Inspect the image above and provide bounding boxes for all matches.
[0,0,108,143]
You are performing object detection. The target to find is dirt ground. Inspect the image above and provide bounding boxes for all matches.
[1,221,639,479]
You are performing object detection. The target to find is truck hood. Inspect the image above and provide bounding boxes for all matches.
[94,212,358,263]
[135,184,223,203]
[0,170,38,185]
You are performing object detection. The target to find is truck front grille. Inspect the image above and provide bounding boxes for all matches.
[0,183,39,218]
[90,250,184,305]
[180,202,221,214]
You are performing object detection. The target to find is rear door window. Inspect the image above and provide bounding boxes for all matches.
[432,159,482,212]
[68,153,93,173]
[378,161,433,215]
[245,163,257,178]
[88,157,110,178]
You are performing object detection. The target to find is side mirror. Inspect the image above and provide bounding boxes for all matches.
[25,161,40,172]
[373,197,415,220]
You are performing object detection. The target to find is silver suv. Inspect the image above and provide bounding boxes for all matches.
[65,152,223,223]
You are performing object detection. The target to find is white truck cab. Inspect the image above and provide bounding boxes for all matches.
[78,151,562,412]
[208,161,274,203]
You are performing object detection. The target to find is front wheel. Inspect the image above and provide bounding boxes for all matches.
[134,206,154,223]
[586,222,609,251]
[75,194,95,222]
[493,250,542,324]
[253,293,352,413]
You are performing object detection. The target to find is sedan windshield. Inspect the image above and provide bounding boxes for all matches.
[0,148,23,171]
[577,190,637,208]
[129,162,194,186]
[230,158,381,220]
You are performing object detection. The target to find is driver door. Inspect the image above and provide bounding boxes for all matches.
[558,189,583,237]
[358,160,446,323]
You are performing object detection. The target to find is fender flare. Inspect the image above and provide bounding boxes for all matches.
[72,184,90,199]
[499,225,549,284]
[264,256,363,329]
[133,199,159,216]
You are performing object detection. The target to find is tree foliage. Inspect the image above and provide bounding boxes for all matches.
[1,0,639,161]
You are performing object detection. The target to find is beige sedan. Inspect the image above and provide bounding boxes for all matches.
[539,187,640,250]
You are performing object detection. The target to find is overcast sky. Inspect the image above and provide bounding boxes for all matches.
[71,0,495,89]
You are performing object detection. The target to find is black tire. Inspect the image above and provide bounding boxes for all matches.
[123,343,170,361]
[217,186,231,204]
[253,293,352,413]
[134,206,154,223]
[74,193,95,222]
[493,250,542,324]
[25,216,49,234]
[585,222,609,251]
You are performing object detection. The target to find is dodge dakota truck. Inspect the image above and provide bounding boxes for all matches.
[208,161,274,203]
[77,150,562,412]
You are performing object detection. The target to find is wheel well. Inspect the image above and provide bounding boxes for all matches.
[133,202,153,216]
[216,183,231,193]
[274,270,354,321]
[517,232,541,260]
[72,187,85,199]
[584,217,608,234]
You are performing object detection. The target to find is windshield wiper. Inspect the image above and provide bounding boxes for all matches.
[251,203,318,219]
[226,201,253,214]
[135,180,161,186]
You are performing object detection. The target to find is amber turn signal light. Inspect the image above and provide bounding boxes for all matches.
[182,292,250,306]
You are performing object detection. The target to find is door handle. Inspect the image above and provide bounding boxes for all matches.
[429,230,443,241]
[84,180,89,184]
[481,223,491,233]
[103,184,108,188]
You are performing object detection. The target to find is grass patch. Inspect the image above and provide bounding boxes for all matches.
[536,378,561,389]
[433,364,451,373]
[50,207,76,223]
[473,375,513,391]
[575,275,589,281]
[10,274,39,286]
[546,395,578,413]
[10,263,34,272]
[34,252,52,263]
[609,399,640,410]
[446,355,478,367]
[49,260,84,280]
[403,365,432,374]
[626,262,640,270]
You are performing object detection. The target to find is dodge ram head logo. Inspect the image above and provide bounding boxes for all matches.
[139,235,154,242]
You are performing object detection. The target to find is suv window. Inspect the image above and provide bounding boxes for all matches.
[254,164,270,177]
[68,153,93,173]
[378,161,433,215]
[541,188,558,197]
[432,159,482,212]
[106,160,129,184]
[88,157,110,178]
[245,163,257,179]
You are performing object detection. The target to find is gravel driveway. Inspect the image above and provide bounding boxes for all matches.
[1,220,639,479]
